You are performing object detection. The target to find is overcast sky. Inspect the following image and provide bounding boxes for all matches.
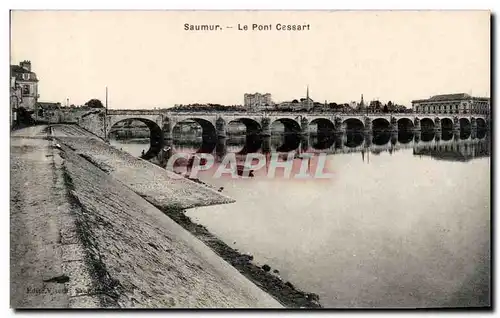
[11,11,490,109]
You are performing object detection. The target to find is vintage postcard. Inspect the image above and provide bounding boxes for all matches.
[10,10,491,309]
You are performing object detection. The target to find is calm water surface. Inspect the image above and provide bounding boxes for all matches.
[111,132,490,308]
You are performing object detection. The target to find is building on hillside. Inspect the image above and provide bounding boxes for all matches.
[36,102,63,122]
[244,93,273,110]
[411,93,490,115]
[10,61,39,114]
[10,79,22,127]
[356,94,365,111]
[276,86,314,111]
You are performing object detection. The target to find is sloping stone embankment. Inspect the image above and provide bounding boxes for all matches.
[11,125,281,308]
[51,124,234,210]
[58,142,281,307]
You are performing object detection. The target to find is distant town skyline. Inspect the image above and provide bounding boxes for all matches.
[11,11,490,109]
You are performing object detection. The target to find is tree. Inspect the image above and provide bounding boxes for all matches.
[85,99,104,108]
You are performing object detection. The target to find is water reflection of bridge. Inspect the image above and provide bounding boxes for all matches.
[167,129,489,163]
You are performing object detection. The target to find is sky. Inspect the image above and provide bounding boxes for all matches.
[10,11,490,109]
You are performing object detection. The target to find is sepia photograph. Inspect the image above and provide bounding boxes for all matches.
[9,9,491,310]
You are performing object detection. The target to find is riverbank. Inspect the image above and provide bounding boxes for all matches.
[49,124,321,307]
[157,205,322,308]
[148,173,322,308]
[63,123,323,307]
[11,125,282,308]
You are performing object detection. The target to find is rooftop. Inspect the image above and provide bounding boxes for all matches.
[428,93,471,101]
[412,93,490,103]
[10,65,33,74]
[10,65,38,82]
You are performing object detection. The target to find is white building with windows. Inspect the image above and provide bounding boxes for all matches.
[244,93,273,110]
[10,61,39,112]
[412,93,490,115]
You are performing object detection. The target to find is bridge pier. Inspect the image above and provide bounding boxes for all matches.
[390,131,398,145]
[364,116,372,134]
[471,117,477,130]
[261,117,271,137]
[262,136,271,154]
[435,130,441,142]
[162,118,173,142]
[453,117,460,132]
[414,131,421,143]
[300,117,309,135]
[300,134,310,153]
[471,129,477,140]
[364,132,372,148]
[334,133,344,149]
[334,117,345,134]
[434,118,442,132]
[216,117,226,139]
[341,133,348,149]
[390,116,398,133]
[413,118,421,132]
[215,138,227,162]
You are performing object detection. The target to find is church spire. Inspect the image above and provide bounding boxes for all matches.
[306,85,311,109]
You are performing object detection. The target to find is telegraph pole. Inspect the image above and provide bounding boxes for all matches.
[105,86,108,114]
[104,86,108,141]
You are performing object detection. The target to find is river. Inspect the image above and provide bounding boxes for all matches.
[110,130,490,308]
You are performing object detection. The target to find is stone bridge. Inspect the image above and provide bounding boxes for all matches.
[76,109,490,159]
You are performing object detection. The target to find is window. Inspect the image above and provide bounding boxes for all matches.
[22,73,30,80]
[22,85,30,95]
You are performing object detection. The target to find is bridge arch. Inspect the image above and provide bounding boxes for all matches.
[309,118,335,149]
[342,118,364,131]
[372,118,391,132]
[108,117,163,160]
[397,118,414,131]
[227,118,262,154]
[344,132,364,148]
[476,118,487,129]
[398,131,414,144]
[309,118,335,134]
[229,118,262,135]
[440,117,453,130]
[460,129,471,140]
[477,128,487,139]
[441,129,454,141]
[372,132,391,146]
[459,118,471,130]
[271,118,301,133]
[421,130,435,142]
[270,118,301,152]
[420,118,435,130]
[172,118,217,153]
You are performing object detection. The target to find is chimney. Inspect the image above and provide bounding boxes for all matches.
[20,60,31,72]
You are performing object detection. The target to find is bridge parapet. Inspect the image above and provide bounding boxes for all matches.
[72,109,490,147]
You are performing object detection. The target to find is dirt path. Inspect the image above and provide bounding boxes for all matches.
[10,128,71,308]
